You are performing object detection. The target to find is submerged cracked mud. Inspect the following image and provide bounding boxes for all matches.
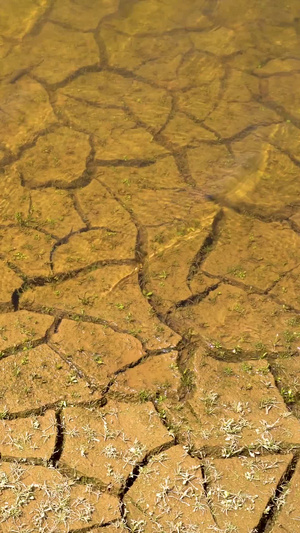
[1,0,300,531]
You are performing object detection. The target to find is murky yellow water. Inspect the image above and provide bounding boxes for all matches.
[1,1,300,532]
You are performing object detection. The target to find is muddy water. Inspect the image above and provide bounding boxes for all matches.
[1,1,300,532]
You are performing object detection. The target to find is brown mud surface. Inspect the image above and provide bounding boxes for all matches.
[1,0,300,531]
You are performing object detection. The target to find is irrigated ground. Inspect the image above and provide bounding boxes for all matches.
[0,0,300,532]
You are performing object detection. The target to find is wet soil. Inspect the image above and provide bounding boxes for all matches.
[1,0,300,531]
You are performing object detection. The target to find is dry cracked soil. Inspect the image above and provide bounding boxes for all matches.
[1,0,300,532]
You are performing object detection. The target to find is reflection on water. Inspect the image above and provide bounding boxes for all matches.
[1,1,300,531]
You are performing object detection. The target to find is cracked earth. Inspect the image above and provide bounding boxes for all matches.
[1,0,300,531]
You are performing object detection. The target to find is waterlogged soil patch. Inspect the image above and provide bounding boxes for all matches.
[0,345,96,412]
[55,92,167,161]
[124,445,215,531]
[102,0,208,37]
[23,263,135,313]
[24,269,181,350]
[0,0,48,40]
[16,126,91,188]
[58,70,172,133]
[205,455,292,531]
[270,460,300,533]
[171,284,300,354]
[0,311,53,352]
[290,210,300,230]
[253,58,300,76]
[146,203,218,257]
[94,157,184,194]
[51,319,144,388]
[187,144,235,193]
[0,36,10,60]
[186,355,300,450]
[270,264,300,310]
[0,262,23,303]
[0,462,120,531]
[206,100,279,139]
[201,209,300,290]
[99,25,192,82]
[268,72,300,122]
[111,350,180,398]
[191,26,248,56]
[0,410,56,459]
[26,22,99,84]
[189,271,220,296]
[60,401,173,489]
[176,67,222,119]
[177,43,224,88]
[268,120,300,164]
[0,76,56,154]
[53,226,136,273]
[29,188,83,238]
[76,178,137,231]
[93,127,168,161]
[83,271,181,349]
[51,0,118,31]
[99,2,210,78]
[116,187,214,227]
[163,111,218,147]
[122,83,172,134]
[0,169,30,226]
[0,226,54,277]
[55,91,136,143]
[225,131,300,217]
[211,0,299,26]
[0,147,6,164]
[148,226,216,313]
[57,71,131,107]
[175,50,225,93]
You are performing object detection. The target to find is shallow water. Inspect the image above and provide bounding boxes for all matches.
[1,1,300,531]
